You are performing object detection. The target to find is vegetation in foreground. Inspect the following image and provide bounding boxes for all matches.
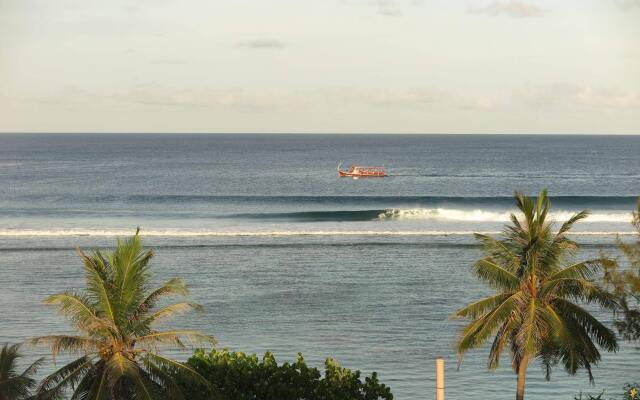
[574,383,640,400]
[174,349,393,400]
[454,190,618,400]
[0,344,42,400]
[603,200,640,341]
[32,231,215,399]
[577,201,640,400]
[17,231,393,400]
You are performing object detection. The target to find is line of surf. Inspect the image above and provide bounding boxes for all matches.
[0,229,635,237]
[227,208,633,223]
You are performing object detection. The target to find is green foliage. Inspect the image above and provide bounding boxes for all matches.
[455,190,618,399]
[574,383,639,400]
[0,343,42,400]
[175,348,393,400]
[622,383,640,400]
[32,231,214,400]
[575,391,606,400]
[603,199,640,341]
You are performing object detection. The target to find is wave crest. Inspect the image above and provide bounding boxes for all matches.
[377,208,632,223]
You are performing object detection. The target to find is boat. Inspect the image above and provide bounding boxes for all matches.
[337,162,387,177]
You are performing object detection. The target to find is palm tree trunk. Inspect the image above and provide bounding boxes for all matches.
[516,355,529,400]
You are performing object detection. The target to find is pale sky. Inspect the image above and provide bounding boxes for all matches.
[1,0,639,133]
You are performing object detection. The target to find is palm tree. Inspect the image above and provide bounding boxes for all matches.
[0,344,42,400]
[32,230,215,400]
[454,190,618,400]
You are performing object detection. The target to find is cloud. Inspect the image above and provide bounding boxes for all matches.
[345,87,444,106]
[117,87,289,110]
[149,57,189,65]
[457,96,496,111]
[514,83,640,110]
[468,1,546,18]
[26,83,639,116]
[12,85,453,113]
[237,39,285,49]
[372,0,402,16]
[340,0,424,17]
[9,85,284,111]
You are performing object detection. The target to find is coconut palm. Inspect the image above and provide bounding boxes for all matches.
[0,343,42,400]
[454,190,618,400]
[32,230,215,400]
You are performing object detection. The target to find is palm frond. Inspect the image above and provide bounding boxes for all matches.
[474,234,518,267]
[77,248,111,284]
[1,343,21,371]
[454,293,514,319]
[487,319,514,370]
[548,260,602,281]
[104,353,158,400]
[457,292,521,353]
[134,279,189,319]
[129,369,157,400]
[36,356,95,400]
[552,299,618,352]
[473,259,519,290]
[139,302,203,326]
[110,234,154,324]
[142,357,185,400]
[143,353,213,391]
[69,362,98,400]
[514,297,545,359]
[536,189,549,225]
[105,353,136,385]
[548,312,600,382]
[19,357,44,381]
[31,335,98,363]
[42,292,114,336]
[93,364,109,400]
[542,277,618,310]
[82,259,117,326]
[0,344,42,400]
[514,192,532,220]
[556,210,590,237]
[135,330,216,350]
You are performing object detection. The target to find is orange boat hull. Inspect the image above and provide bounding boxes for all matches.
[338,170,386,177]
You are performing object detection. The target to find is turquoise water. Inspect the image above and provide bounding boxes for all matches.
[0,134,638,399]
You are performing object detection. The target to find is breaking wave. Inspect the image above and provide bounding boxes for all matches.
[377,208,632,223]
[228,208,632,223]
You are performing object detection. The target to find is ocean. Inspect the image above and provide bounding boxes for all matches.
[1,133,639,399]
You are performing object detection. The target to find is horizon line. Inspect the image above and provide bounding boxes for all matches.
[1,132,639,136]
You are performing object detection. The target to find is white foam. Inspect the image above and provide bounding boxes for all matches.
[0,229,635,237]
[377,208,632,223]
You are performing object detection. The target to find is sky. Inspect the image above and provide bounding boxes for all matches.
[1,0,639,134]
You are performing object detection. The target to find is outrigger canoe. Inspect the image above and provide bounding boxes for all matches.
[337,162,387,177]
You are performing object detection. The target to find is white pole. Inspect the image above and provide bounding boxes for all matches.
[436,358,445,400]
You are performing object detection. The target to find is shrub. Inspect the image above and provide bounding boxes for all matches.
[174,349,393,400]
[574,383,639,400]
[624,383,639,400]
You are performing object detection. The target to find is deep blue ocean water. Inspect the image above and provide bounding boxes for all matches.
[1,134,639,399]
